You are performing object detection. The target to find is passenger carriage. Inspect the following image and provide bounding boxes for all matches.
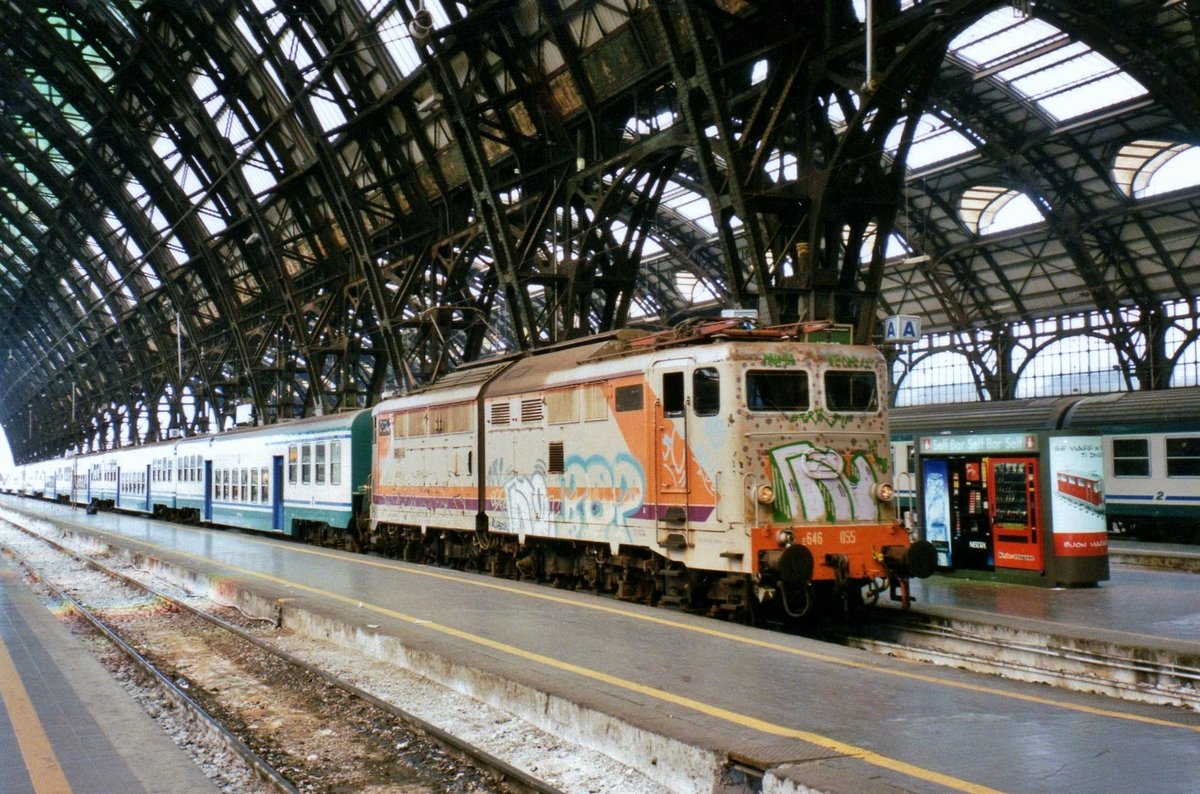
[196,411,373,542]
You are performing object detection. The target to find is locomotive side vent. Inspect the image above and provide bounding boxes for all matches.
[548,442,564,473]
[491,402,511,425]
[521,398,544,423]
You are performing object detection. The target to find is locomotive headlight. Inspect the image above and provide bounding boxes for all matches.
[756,484,775,505]
[776,528,795,547]
[874,482,896,503]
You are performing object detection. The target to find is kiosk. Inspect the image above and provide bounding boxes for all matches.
[916,430,1108,586]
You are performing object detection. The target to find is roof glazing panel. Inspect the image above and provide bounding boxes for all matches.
[950,9,1148,123]
[1114,140,1200,199]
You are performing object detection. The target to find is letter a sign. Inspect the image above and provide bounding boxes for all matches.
[883,315,921,344]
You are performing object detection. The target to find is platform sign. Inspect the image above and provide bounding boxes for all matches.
[1049,435,1108,557]
[883,314,921,344]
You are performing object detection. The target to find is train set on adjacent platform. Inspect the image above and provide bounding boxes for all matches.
[0,321,937,620]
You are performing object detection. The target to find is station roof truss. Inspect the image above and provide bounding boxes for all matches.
[0,0,1196,462]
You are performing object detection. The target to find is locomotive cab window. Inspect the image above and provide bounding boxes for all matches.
[747,370,809,412]
[693,368,720,416]
[1166,436,1200,477]
[1112,438,1150,477]
[824,371,879,412]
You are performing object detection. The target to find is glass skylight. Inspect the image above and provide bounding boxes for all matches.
[886,113,980,171]
[1113,140,1200,199]
[660,180,717,235]
[960,185,1044,235]
[949,9,1147,123]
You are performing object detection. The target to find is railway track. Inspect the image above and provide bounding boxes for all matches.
[838,607,1200,713]
[0,516,564,794]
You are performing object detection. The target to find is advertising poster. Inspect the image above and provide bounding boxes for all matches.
[1049,435,1107,557]
[922,458,952,567]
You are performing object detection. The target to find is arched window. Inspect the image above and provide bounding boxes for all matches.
[960,186,1044,235]
[1015,335,1124,397]
[1113,140,1200,199]
[1166,325,1200,387]
[892,350,979,406]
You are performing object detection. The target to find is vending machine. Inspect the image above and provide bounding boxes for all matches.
[916,431,1105,585]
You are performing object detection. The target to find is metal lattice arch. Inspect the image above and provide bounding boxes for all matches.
[0,0,1197,464]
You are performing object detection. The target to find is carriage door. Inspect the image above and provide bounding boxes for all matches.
[272,456,284,530]
[654,366,692,549]
[203,461,213,521]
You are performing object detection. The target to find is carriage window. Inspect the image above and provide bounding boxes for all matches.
[315,443,326,484]
[251,468,259,503]
[693,368,720,416]
[1166,436,1200,477]
[330,441,342,486]
[301,444,312,484]
[747,371,809,412]
[1112,438,1150,477]
[824,371,879,412]
[288,446,298,483]
[261,467,270,502]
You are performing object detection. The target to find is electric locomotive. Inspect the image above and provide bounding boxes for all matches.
[369,320,935,618]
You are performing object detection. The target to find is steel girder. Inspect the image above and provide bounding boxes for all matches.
[0,0,1198,463]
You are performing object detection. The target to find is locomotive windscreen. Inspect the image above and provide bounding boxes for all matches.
[747,370,809,411]
[825,371,879,412]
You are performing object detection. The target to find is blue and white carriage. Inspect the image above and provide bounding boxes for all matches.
[8,411,373,544]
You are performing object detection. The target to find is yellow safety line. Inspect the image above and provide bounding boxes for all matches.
[0,632,73,794]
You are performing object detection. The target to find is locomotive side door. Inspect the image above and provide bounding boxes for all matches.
[653,364,692,549]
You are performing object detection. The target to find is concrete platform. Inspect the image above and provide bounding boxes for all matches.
[0,557,216,794]
[1108,539,1200,573]
[898,546,1200,651]
[4,495,1200,794]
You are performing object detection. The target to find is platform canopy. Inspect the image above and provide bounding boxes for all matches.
[0,0,1196,461]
